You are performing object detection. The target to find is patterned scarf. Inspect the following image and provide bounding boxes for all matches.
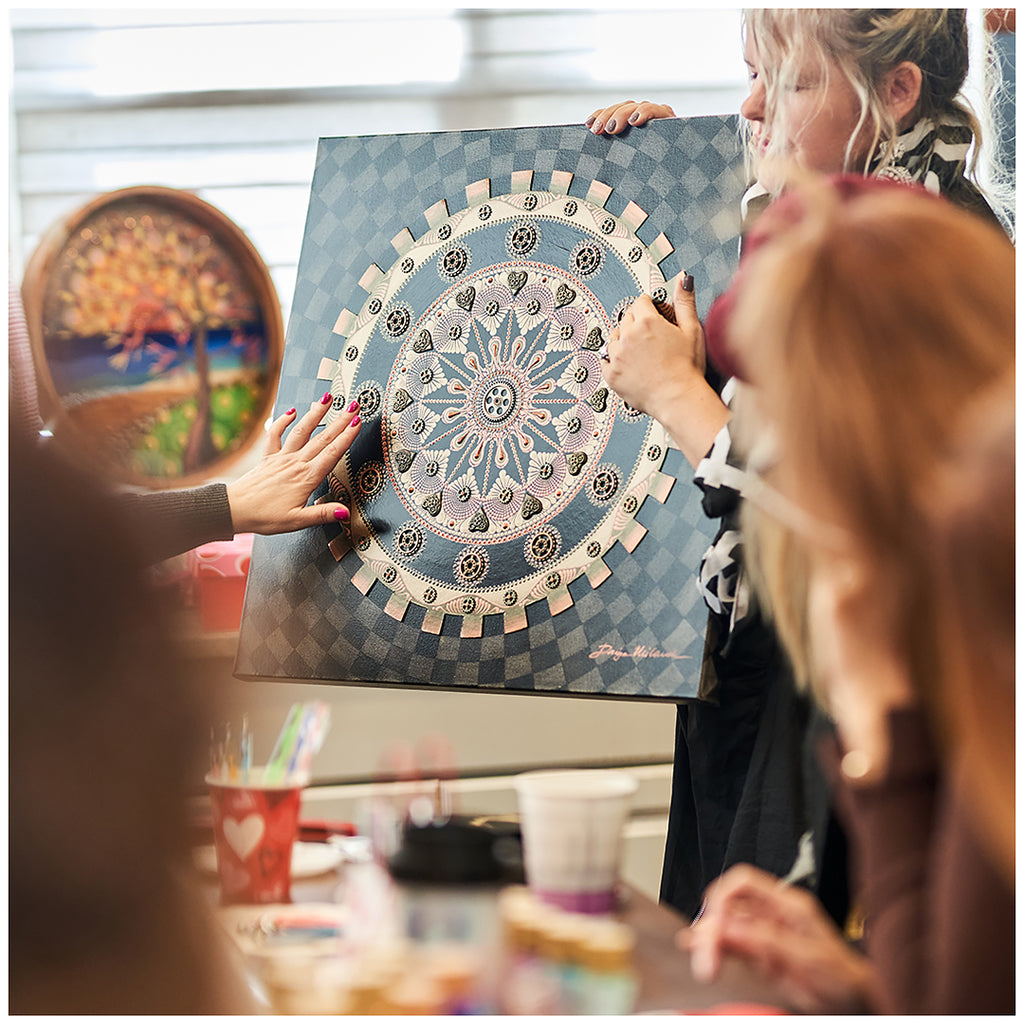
[869,113,974,195]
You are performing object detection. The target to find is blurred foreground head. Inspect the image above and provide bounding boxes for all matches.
[721,176,1012,535]
[708,177,1014,872]
[9,432,216,1010]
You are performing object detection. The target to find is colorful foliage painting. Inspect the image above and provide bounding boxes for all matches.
[24,187,283,487]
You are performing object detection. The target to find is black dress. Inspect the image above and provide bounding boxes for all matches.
[658,393,844,921]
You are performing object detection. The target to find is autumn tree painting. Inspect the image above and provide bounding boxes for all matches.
[28,189,282,485]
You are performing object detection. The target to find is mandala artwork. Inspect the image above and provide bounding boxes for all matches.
[236,117,747,701]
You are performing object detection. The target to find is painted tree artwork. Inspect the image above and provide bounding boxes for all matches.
[23,187,283,487]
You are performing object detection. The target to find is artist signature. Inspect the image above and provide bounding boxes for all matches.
[589,644,690,662]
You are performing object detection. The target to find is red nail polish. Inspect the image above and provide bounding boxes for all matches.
[321,392,332,404]
[334,507,350,522]
[286,407,296,416]
[347,399,359,413]
[351,415,361,427]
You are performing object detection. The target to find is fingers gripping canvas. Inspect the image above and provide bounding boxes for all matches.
[236,117,746,700]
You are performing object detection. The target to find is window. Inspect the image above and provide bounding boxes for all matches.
[10,8,748,309]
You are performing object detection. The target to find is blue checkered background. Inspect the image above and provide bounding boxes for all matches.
[236,116,746,701]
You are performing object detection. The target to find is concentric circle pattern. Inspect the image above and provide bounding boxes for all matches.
[322,181,679,631]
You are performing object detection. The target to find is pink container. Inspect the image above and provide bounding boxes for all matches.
[188,533,253,632]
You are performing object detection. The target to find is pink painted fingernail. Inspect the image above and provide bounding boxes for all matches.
[605,118,617,133]
[286,407,296,416]
[334,507,350,522]
[351,415,361,427]
[322,391,332,404]
[347,399,359,413]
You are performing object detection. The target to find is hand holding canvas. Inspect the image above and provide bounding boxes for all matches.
[603,273,729,469]
[585,99,677,135]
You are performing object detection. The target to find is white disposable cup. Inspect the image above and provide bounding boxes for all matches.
[514,769,638,914]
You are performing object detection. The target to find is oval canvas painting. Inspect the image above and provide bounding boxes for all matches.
[23,186,283,487]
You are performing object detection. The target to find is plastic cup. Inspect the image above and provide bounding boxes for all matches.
[206,768,307,905]
[514,768,638,914]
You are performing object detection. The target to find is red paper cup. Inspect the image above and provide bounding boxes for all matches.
[206,769,307,905]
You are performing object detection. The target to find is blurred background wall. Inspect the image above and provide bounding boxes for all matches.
[9,8,753,292]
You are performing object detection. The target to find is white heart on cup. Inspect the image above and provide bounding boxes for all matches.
[223,814,265,861]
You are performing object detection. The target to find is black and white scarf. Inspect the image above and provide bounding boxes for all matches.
[710,114,977,635]
[869,112,974,194]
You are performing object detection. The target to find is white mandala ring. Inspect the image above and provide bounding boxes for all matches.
[317,172,680,636]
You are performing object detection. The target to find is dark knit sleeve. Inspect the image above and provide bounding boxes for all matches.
[119,482,235,564]
[12,282,236,563]
[10,278,43,444]
[821,710,937,1014]
[821,709,1014,1014]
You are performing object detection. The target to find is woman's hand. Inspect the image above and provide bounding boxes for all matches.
[226,394,362,534]
[681,864,878,1015]
[585,100,676,135]
[602,273,728,468]
[603,273,705,411]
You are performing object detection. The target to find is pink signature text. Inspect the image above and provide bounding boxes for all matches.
[588,644,690,662]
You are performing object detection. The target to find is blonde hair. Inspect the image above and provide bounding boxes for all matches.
[743,9,984,179]
[727,181,1014,708]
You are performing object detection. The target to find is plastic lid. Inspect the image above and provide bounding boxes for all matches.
[387,817,505,885]
[539,914,591,963]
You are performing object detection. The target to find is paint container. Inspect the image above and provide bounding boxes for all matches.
[387,816,505,1012]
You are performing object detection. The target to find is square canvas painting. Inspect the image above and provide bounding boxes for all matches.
[236,116,747,701]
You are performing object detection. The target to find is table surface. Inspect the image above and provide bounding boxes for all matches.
[204,850,793,1015]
